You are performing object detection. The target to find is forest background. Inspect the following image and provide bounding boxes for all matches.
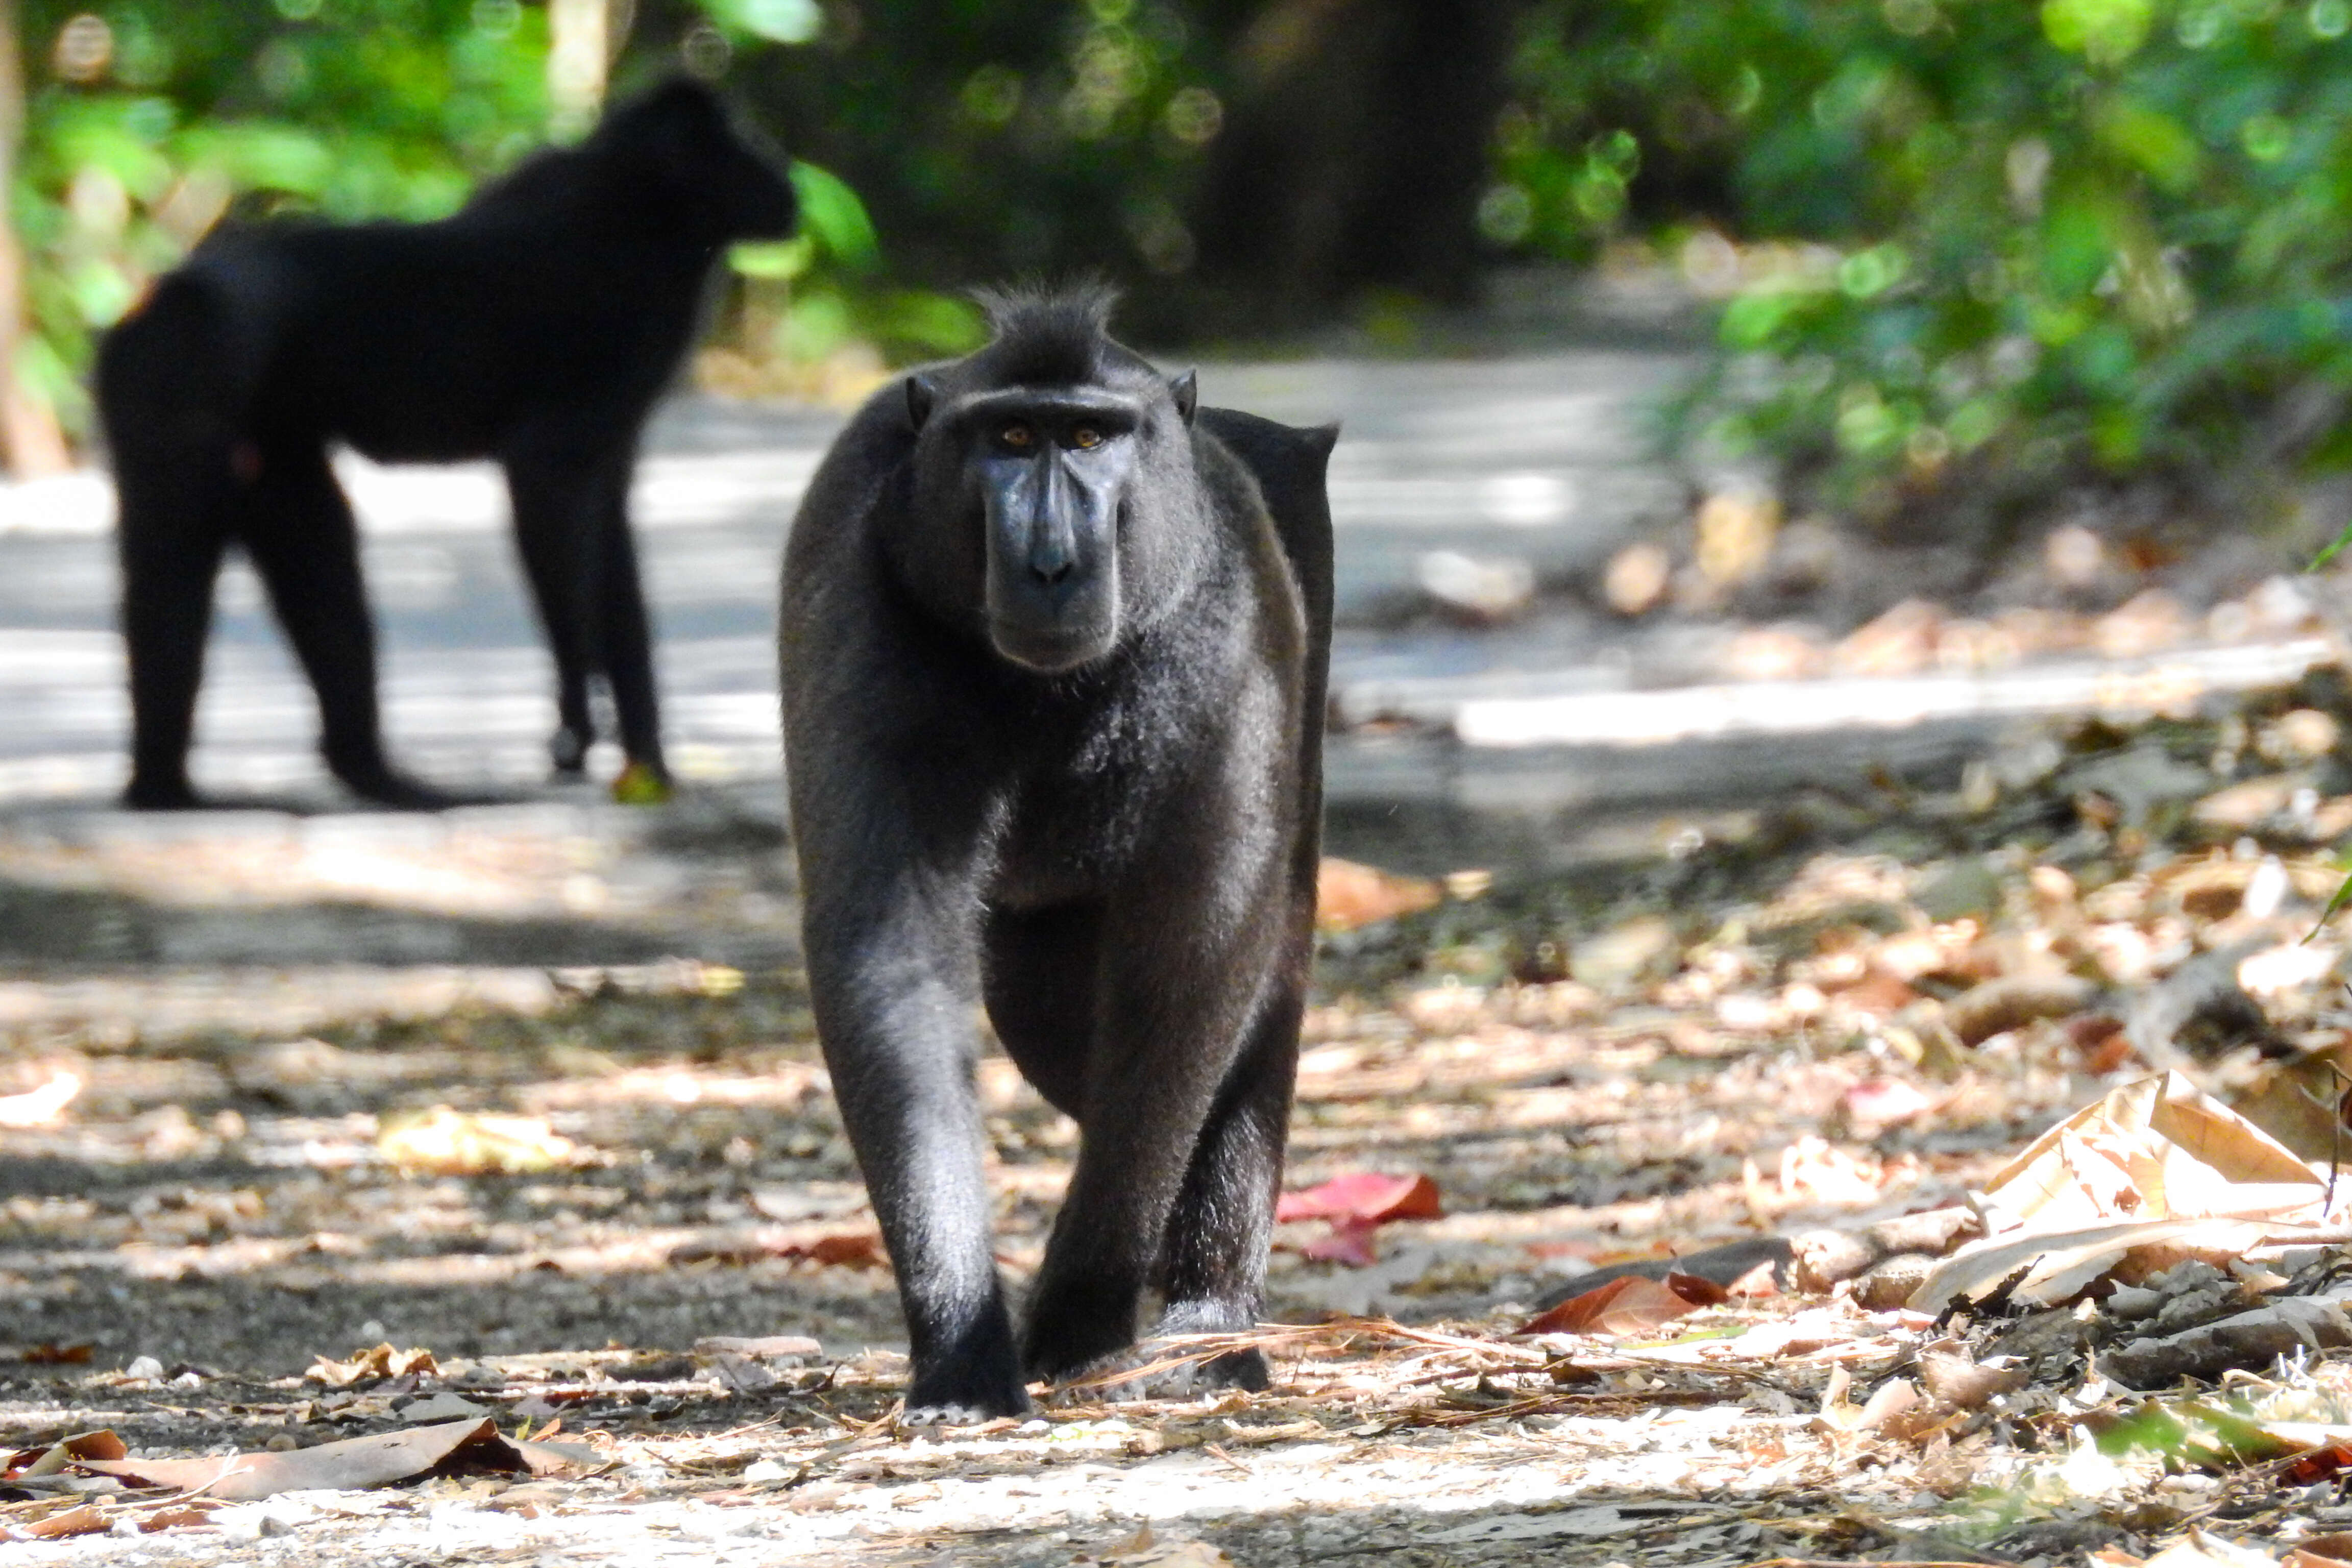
[2,0,2349,546]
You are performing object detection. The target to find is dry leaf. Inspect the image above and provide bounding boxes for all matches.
[1281,1173,1442,1268]
[77,1416,596,1501]
[0,1070,81,1129]
[23,1504,106,1538]
[377,1107,582,1175]
[305,1343,439,1387]
[1518,1272,1713,1337]
[1776,1136,1885,1205]
[1916,1350,2027,1409]
[1278,1172,1442,1224]
[1910,1073,2342,1312]
[2287,1533,2352,1568]
[1315,860,1442,933]
[1984,1071,2321,1232]
[7,1430,126,1478]
[1300,1218,1382,1267]
[781,1232,888,1269]
[1105,1530,1242,1568]
[2144,1532,2298,1567]
[1843,1077,1933,1131]
[693,1334,822,1359]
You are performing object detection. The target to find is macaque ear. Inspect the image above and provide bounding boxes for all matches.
[906,374,940,432]
[1168,369,1197,426]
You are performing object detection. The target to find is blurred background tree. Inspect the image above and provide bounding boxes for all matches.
[10,0,2352,543]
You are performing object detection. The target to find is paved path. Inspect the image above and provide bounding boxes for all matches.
[0,355,1685,805]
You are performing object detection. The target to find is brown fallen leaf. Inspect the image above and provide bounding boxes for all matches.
[76,1417,596,1502]
[1315,859,1441,933]
[138,1504,220,1533]
[1944,975,2102,1046]
[1817,1373,1924,1437]
[7,1430,126,1478]
[1988,1071,2323,1229]
[1518,1271,1716,1337]
[782,1232,888,1269]
[305,1342,439,1387]
[4,1344,92,1366]
[2287,1533,2352,1568]
[1916,1349,2027,1409]
[23,1504,106,1539]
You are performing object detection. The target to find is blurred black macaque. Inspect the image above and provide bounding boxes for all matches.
[780,286,1335,1422]
[96,78,797,810]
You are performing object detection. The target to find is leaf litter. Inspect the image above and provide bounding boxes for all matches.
[21,685,2352,1558]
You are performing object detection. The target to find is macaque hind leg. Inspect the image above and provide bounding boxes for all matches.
[1019,893,1277,1387]
[1149,969,1304,1392]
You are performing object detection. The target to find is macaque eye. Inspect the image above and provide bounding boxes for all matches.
[1070,425,1104,450]
[999,422,1036,450]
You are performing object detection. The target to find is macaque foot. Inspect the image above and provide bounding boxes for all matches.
[335,766,467,812]
[122,775,202,811]
[903,1369,1031,1427]
[610,759,673,804]
[1042,1340,1269,1404]
[549,728,590,776]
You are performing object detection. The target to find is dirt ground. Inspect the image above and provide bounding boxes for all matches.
[10,680,2352,1563]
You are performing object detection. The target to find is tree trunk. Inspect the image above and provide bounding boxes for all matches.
[0,1,69,476]
[549,0,634,136]
[1191,0,1519,317]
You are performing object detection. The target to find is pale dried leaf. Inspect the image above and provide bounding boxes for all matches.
[0,1071,81,1130]
[377,1106,583,1175]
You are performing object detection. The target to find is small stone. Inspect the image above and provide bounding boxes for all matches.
[1603,543,1672,616]
[122,1355,164,1381]
[2045,524,2104,587]
[1418,550,1535,624]
[2262,708,2340,766]
[1914,857,2004,922]
[1569,916,1678,994]
[1852,1253,1938,1312]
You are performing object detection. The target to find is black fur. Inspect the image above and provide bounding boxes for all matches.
[96,78,796,809]
[780,291,1336,1421]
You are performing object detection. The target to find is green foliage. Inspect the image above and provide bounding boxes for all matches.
[16,0,551,430]
[734,2,1231,292]
[1494,0,2352,508]
[8,2,966,435]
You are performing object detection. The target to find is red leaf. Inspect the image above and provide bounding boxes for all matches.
[1300,1218,1383,1267]
[1518,1275,1708,1337]
[787,1233,888,1269]
[1277,1172,1442,1224]
[1661,1269,1730,1307]
[26,1505,106,1538]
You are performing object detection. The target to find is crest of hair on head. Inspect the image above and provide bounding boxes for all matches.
[971,280,1121,387]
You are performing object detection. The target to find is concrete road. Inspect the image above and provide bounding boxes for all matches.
[0,354,1685,805]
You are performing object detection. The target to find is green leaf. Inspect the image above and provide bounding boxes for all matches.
[697,0,824,44]
[788,162,880,274]
[2307,868,2352,941]
[2043,0,2153,65]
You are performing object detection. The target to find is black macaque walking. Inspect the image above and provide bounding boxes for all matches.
[96,78,796,810]
[780,286,1335,1422]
